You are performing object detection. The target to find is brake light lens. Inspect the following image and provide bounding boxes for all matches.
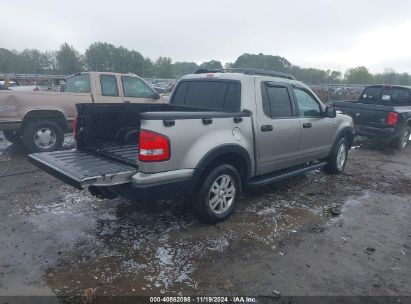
[138,130,170,162]
[73,115,78,139]
[386,112,398,127]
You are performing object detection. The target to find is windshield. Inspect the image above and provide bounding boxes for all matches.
[359,86,411,105]
[64,74,91,93]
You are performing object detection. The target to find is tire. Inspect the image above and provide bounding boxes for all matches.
[394,126,410,150]
[193,164,241,224]
[325,137,348,174]
[3,130,21,144]
[22,120,64,153]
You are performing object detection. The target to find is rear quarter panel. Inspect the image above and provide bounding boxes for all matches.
[137,117,254,174]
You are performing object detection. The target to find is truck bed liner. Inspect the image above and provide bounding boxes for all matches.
[94,144,139,166]
[28,150,138,190]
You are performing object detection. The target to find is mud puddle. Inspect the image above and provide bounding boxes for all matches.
[39,170,345,297]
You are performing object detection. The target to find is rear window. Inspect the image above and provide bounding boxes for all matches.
[263,85,293,118]
[359,86,411,105]
[65,74,91,93]
[170,80,241,111]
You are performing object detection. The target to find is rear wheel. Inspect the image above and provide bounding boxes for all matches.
[325,137,348,174]
[193,164,241,223]
[22,120,64,153]
[394,126,410,150]
[3,130,21,144]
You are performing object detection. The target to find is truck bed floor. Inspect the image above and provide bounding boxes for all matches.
[94,144,139,167]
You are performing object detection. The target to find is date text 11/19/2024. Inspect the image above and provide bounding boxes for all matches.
[149,296,258,303]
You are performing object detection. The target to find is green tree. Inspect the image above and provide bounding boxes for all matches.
[397,73,411,85]
[200,60,223,70]
[142,57,155,78]
[85,42,116,71]
[0,48,18,73]
[232,53,291,72]
[344,66,374,84]
[154,57,174,78]
[56,43,82,74]
[327,70,342,83]
[173,62,199,76]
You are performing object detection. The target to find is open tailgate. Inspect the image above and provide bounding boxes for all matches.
[28,150,138,190]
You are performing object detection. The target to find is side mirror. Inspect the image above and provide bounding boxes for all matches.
[152,92,161,100]
[324,106,337,118]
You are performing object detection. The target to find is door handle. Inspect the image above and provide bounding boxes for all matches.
[303,122,312,128]
[261,125,273,132]
[202,118,213,125]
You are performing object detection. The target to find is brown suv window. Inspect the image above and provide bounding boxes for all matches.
[100,75,119,96]
[121,76,155,98]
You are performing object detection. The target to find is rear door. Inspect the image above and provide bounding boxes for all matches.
[292,85,334,161]
[94,74,124,103]
[257,81,301,175]
[120,76,159,103]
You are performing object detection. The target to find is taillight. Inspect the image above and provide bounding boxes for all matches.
[73,115,78,139]
[386,112,398,127]
[138,130,170,162]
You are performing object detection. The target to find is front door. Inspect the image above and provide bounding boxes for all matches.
[257,82,301,175]
[120,76,160,103]
[292,86,334,162]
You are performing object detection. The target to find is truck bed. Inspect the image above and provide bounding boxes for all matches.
[94,144,139,166]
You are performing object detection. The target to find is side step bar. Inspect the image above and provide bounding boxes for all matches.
[246,162,327,187]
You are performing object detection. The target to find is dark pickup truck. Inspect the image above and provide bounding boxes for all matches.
[334,85,411,150]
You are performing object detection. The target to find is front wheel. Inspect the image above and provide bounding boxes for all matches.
[325,137,348,174]
[193,164,241,224]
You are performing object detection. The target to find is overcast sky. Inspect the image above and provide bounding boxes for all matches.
[1,0,411,73]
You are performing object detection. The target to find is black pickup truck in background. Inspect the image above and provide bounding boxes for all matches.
[333,85,411,150]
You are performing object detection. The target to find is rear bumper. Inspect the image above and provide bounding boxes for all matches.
[29,148,196,201]
[115,169,195,201]
[0,120,21,131]
[355,125,395,139]
[111,177,193,202]
[131,169,194,187]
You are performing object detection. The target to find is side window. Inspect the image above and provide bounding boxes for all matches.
[171,82,188,105]
[65,74,91,93]
[392,88,410,103]
[262,84,293,118]
[122,76,155,98]
[224,83,241,111]
[100,75,119,96]
[293,87,321,117]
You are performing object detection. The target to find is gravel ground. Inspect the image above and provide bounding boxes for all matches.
[0,134,410,302]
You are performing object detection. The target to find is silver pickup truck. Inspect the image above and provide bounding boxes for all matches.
[29,69,354,223]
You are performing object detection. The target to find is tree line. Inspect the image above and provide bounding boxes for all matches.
[0,42,410,85]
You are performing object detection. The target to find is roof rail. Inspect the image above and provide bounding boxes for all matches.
[193,68,296,80]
